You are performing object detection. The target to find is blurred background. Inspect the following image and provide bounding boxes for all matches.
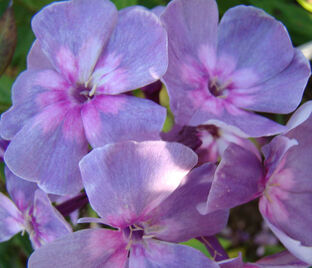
[0,0,311,267]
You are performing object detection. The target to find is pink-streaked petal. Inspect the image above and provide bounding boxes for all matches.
[28,229,128,268]
[129,239,219,268]
[30,190,71,248]
[264,220,312,265]
[241,50,310,114]
[161,0,218,126]
[93,6,167,94]
[199,144,264,214]
[27,40,53,70]
[4,103,87,195]
[150,163,229,243]
[80,141,198,227]
[262,136,298,179]
[260,117,312,246]
[0,70,69,140]
[0,193,24,242]
[286,101,312,132]
[161,0,218,59]
[31,0,117,83]
[189,105,286,137]
[218,6,294,84]
[245,250,310,268]
[5,167,38,213]
[81,95,166,148]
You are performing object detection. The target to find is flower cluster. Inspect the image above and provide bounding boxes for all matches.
[0,0,311,267]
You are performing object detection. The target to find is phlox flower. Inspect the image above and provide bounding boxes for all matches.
[0,168,71,248]
[0,0,168,195]
[162,121,260,164]
[28,141,228,267]
[198,102,312,264]
[161,0,310,137]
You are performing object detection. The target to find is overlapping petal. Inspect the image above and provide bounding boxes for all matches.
[28,229,128,268]
[81,95,166,148]
[79,141,198,227]
[150,163,229,242]
[31,0,118,83]
[4,103,88,195]
[93,6,168,94]
[129,239,219,268]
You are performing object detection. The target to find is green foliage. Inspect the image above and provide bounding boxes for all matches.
[0,2,17,76]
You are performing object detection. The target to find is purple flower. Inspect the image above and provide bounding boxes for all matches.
[0,168,71,248]
[162,121,260,164]
[161,0,310,137]
[28,141,228,267]
[0,0,168,195]
[199,102,312,264]
[0,137,9,162]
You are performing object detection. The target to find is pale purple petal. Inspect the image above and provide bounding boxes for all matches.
[199,144,264,214]
[245,250,310,268]
[28,229,128,268]
[30,190,71,248]
[151,6,165,17]
[150,163,229,242]
[81,95,166,148]
[161,0,219,125]
[0,70,69,139]
[217,6,294,84]
[79,141,198,227]
[189,105,286,137]
[4,104,88,195]
[5,167,38,212]
[0,192,24,242]
[93,6,167,94]
[129,239,219,268]
[265,220,312,265]
[260,120,312,246]
[240,50,310,114]
[286,101,312,132]
[27,40,53,70]
[31,0,117,83]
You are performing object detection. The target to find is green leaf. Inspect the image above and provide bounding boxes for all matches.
[112,0,138,10]
[0,1,17,76]
[0,74,13,113]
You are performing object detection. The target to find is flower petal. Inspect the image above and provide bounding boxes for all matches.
[27,40,53,70]
[5,167,38,213]
[0,70,69,140]
[264,220,312,265]
[93,6,167,94]
[129,239,218,268]
[199,144,264,214]
[150,163,229,242]
[4,103,87,195]
[0,192,24,242]
[28,229,128,268]
[240,50,310,114]
[81,95,166,148]
[217,6,294,84]
[30,190,72,248]
[79,141,197,227]
[31,0,117,83]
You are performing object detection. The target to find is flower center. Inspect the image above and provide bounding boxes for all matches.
[123,224,145,250]
[207,77,231,98]
[71,83,97,104]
